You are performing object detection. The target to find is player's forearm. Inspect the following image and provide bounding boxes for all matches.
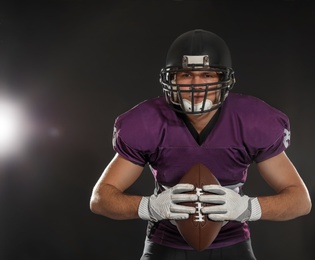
[90,183,142,220]
[258,185,311,221]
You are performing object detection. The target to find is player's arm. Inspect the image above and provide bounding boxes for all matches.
[200,151,311,222]
[255,151,312,221]
[90,153,144,220]
[90,153,198,221]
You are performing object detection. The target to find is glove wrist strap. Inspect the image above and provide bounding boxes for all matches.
[249,197,262,221]
[138,196,150,220]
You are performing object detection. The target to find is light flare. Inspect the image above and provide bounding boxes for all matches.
[0,94,32,159]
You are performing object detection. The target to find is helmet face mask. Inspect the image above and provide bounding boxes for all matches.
[160,30,235,114]
[160,65,235,114]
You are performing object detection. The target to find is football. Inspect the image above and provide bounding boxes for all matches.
[176,163,223,251]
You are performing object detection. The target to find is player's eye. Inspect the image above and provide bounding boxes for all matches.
[203,72,218,78]
[178,72,191,78]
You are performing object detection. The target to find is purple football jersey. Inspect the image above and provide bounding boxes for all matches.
[112,92,290,250]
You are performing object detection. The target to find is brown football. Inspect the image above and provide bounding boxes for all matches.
[176,163,223,251]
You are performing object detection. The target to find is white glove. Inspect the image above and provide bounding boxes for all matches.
[138,184,198,222]
[199,185,262,222]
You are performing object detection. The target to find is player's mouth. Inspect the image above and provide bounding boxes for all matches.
[191,94,207,103]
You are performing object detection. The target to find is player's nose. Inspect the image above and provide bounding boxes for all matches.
[191,75,202,84]
[192,76,207,89]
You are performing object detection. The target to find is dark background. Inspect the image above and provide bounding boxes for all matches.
[0,0,314,259]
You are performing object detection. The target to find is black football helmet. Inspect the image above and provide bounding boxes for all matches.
[160,29,235,114]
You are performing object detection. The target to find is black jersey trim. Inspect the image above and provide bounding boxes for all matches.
[177,109,221,145]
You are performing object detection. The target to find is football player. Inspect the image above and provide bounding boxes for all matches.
[90,29,311,260]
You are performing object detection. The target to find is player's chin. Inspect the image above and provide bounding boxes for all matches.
[193,96,205,102]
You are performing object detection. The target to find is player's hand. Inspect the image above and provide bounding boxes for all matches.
[199,185,261,222]
[138,184,198,222]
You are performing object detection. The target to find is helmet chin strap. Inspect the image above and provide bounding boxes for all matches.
[182,99,213,114]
